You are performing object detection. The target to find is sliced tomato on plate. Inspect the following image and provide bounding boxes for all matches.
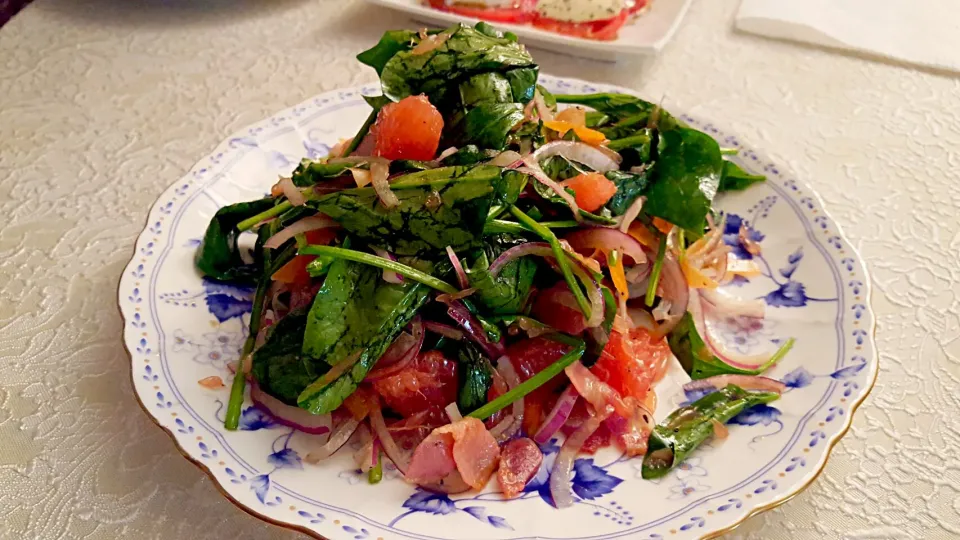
[533,8,629,42]
[428,0,537,24]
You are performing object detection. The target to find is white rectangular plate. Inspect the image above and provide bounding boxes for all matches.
[362,0,693,61]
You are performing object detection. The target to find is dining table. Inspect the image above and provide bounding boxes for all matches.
[1,0,958,538]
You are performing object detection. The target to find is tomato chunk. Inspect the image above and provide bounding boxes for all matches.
[374,95,444,161]
[591,328,671,402]
[533,9,629,41]
[270,229,338,285]
[532,282,587,335]
[428,0,536,23]
[505,337,571,434]
[562,172,618,213]
[372,350,458,418]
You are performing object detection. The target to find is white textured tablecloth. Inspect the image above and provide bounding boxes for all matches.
[1,0,958,538]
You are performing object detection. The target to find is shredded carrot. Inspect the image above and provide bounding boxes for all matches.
[607,250,629,301]
[542,120,608,146]
[652,217,674,235]
[680,256,719,289]
[627,221,658,248]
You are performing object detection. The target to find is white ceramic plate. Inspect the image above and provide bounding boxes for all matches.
[120,76,877,540]
[362,0,693,61]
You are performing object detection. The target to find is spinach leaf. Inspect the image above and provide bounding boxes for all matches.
[604,169,651,216]
[556,93,678,131]
[504,67,538,103]
[467,234,537,315]
[195,198,276,282]
[606,129,653,166]
[291,159,352,187]
[441,145,489,166]
[251,309,320,404]
[537,84,557,110]
[718,160,766,192]
[454,102,526,150]
[668,313,765,379]
[299,259,430,413]
[379,23,535,102]
[643,127,722,233]
[457,343,493,414]
[459,72,513,107]
[540,155,590,181]
[308,165,507,256]
[585,111,610,128]
[357,30,418,75]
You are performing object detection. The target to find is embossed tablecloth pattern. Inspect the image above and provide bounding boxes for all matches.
[1,0,958,538]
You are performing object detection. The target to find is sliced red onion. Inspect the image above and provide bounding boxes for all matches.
[276,176,305,206]
[564,228,648,267]
[520,157,582,222]
[532,141,621,172]
[534,91,554,122]
[447,301,506,359]
[550,406,609,508]
[533,385,579,445]
[489,150,523,168]
[489,357,524,443]
[683,374,786,395]
[699,288,765,319]
[489,242,552,277]
[423,321,464,340]
[627,307,658,333]
[251,384,332,435]
[618,195,646,233]
[365,319,424,381]
[373,248,403,284]
[411,31,451,55]
[369,403,410,474]
[446,246,469,289]
[650,250,689,337]
[263,215,338,249]
[688,289,777,370]
[445,402,463,423]
[370,160,397,209]
[304,415,361,464]
[436,288,477,303]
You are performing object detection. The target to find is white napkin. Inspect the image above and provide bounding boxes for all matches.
[736,0,960,73]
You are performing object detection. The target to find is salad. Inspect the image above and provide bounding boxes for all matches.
[426,0,647,41]
[195,22,791,505]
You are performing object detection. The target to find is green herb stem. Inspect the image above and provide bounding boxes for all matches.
[756,338,796,373]
[720,147,739,156]
[238,201,293,232]
[484,219,579,235]
[645,233,668,308]
[607,134,653,152]
[368,454,383,484]
[299,245,459,294]
[508,206,591,320]
[346,108,379,157]
[467,340,585,420]
[225,244,295,430]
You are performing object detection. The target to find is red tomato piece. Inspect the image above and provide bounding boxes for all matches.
[591,328,672,402]
[372,350,458,418]
[533,8,629,42]
[373,95,444,161]
[562,172,618,213]
[497,438,543,498]
[505,337,572,434]
[531,282,588,335]
[428,0,536,23]
[270,228,338,285]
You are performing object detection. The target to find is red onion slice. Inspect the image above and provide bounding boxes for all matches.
[370,160,397,208]
[445,402,463,423]
[263,215,338,249]
[683,374,786,395]
[564,228,648,267]
[373,248,404,284]
[428,146,458,168]
[550,405,611,508]
[349,167,372,187]
[251,384,332,436]
[534,91,554,122]
[532,385,579,445]
[446,246,469,289]
[618,195,646,233]
[369,403,410,474]
[489,242,552,277]
[304,415,361,464]
[520,156,582,222]
[489,357,524,443]
[447,301,506,359]
[699,288,765,319]
[276,176,305,206]
[423,321,465,340]
[489,150,523,168]
[365,319,424,381]
[688,289,778,370]
[650,250,689,337]
[532,141,621,172]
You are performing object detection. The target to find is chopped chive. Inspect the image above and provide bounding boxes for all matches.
[299,245,459,294]
[467,340,585,420]
[607,134,652,152]
[645,233,668,308]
